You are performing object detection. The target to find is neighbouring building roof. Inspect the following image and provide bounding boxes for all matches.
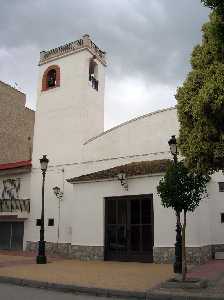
[67,159,171,183]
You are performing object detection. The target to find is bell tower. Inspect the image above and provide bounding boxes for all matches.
[32,34,106,167]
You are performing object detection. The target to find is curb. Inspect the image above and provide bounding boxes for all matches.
[160,278,208,289]
[0,276,146,299]
[0,276,224,300]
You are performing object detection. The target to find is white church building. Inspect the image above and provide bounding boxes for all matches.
[0,34,224,264]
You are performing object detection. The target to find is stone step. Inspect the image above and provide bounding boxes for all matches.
[215,251,224,260]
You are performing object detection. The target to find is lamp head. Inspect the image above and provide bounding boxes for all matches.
[40,155,49,172]
[53,186,60,196]
[117,172,128,190]
[117,172,126,181]
[168,135,177,156]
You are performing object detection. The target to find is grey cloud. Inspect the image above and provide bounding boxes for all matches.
[0,1,209,75]
[0,0,210,123]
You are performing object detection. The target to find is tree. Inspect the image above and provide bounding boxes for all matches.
[201,0,224,10]
[176,3,224,174]
[157,162,208,280]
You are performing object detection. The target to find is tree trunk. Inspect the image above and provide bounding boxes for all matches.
[174,211,182,274]
[182,211,187,281]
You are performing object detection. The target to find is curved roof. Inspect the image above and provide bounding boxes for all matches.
[84,106,176,145]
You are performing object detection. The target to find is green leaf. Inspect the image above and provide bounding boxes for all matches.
[157,161,208,213]
[176,8,224,174]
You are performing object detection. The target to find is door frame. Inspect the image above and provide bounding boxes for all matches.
[104,194,154,262]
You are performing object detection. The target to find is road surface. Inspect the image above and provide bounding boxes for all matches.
[0,282,128,300]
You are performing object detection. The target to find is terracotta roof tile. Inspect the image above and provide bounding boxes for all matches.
[67,159,171,183]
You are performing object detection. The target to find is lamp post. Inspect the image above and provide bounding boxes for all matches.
[168,135,182,274]
[36,155,49,264]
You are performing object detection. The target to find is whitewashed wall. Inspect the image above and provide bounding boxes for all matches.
[27,35,224,253]
[27,98,224,250]
[25,166,75,245]
[82,107,178,164]
[70,175,212,248]
[32,49,105,168]
[207,172,224,245]
[24,159,94,247]
[27,46,106,248]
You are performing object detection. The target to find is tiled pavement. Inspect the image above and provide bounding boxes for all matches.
[0,251,173,292]
[0,251,35,268]
[187,260,224,282]
[0,251,224,299]
[151,260,224,299]
[0,250,60,268]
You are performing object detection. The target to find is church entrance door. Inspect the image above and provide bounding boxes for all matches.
[105,194,154,262]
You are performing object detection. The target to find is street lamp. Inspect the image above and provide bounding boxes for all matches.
[117,172,128,190]
[168,135,182,274]
[36,154,49,264]
[53,186,63,200]
[53,186,64,243]
[168,135,178,163]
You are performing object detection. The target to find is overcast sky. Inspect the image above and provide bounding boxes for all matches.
[0,0,210,129]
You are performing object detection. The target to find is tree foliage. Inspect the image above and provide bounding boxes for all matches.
[201,0,224,10]
[157,162,208,213]
[176,4,224,174]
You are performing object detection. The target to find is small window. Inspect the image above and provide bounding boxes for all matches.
[89,57,98,91]
[48,218,54,226]
[218,182,224,192]
[36,219,41,226]
[221,213,224,223]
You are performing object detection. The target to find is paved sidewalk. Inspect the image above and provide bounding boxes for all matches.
[0,252,224,299]
[150,260,224,299]
[0,251,60,268]
[187,260,224,281]
[0,252,173,292]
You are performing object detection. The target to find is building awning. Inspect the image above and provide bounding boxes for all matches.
[0,160,32,170]
[67,159,171,184]
[0,160,32,176]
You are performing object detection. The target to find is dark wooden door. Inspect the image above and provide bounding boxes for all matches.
[0,223,11,250]
[11,222,24,250]
[105,194,154,262]
[0,222,24,250]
